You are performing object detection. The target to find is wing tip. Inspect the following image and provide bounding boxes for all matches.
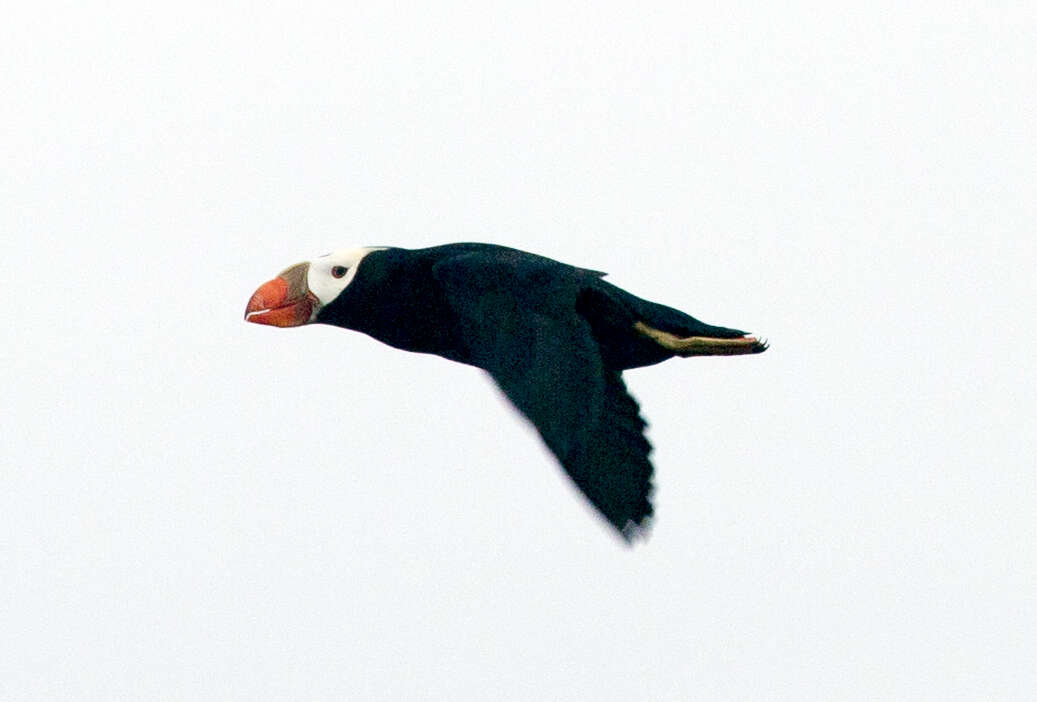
[620,515,653,545]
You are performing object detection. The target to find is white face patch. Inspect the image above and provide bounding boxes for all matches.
[306,247,387,307]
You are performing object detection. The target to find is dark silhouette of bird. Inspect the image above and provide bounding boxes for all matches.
[245,243,766,541]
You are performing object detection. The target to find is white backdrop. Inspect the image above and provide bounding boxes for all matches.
[3,3,1035,700]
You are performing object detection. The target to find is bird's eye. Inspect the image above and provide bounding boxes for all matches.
[331,265,349,279]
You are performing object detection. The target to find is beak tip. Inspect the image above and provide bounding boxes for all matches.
[243,288,270,323]
[244,289,262,318]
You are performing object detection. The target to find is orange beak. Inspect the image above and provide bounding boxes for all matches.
[244,262,319,327]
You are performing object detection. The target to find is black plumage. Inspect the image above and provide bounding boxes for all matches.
[247,243,767,540]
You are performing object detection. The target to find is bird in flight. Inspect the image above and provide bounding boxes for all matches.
[245,243,766,541]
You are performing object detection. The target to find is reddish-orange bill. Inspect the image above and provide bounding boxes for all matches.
[244,277,315,327]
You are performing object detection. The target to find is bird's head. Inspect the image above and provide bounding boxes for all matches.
[244,247,384,327]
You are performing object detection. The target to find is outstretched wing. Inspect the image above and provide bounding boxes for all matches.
[433,252,653,539]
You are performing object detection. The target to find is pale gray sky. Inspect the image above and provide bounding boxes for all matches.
[3,2,1035,700]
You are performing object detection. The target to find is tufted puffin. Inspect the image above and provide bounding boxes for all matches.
[245,243,766,541]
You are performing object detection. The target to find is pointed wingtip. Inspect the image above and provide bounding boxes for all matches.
[620,516,653,545]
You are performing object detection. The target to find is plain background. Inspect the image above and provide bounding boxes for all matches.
[3,2,1035,700]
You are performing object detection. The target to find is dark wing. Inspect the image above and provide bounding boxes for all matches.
[433,252,653,540]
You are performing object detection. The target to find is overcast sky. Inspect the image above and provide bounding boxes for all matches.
[3,2,1035,700]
